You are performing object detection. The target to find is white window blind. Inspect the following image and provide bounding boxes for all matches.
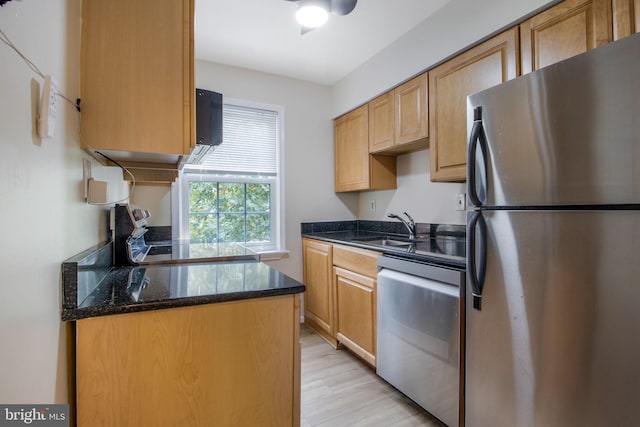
[185,104,278,176]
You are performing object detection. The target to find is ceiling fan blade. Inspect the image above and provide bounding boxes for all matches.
[330,0,357,15]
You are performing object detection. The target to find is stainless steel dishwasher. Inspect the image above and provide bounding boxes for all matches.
[377,255,465,427]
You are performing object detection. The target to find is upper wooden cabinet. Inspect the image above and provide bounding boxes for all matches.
[80,0,195,168]
[520,0,613,74]
[395,73,429,149]
[368,73,429,155]
[612,0,640,39]
[334,105,397,192]
[368,92,395,153]
[428,28,519,182]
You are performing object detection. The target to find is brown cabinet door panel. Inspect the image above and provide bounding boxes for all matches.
[335,267,376,366]
[428,28,519,182]
[520,0,612,74]
[369,92,395,153]
[303,239,335,340]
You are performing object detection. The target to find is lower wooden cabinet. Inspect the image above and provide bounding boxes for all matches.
[302,238,336,346]
[335,267,376,366]
[302,239,381,366]
[76,295,301,427]
[333,244,380,367]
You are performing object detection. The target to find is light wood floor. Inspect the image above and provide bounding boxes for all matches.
[300,324,446,427]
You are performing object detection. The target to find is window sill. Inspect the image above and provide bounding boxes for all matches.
[241,243,290,261]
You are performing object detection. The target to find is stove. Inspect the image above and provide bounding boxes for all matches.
[112,204,258,266]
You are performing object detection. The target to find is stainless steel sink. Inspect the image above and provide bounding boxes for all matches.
[367,238,414,247]
[354,236,416,250]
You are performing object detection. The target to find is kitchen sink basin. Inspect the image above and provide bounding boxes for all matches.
[365,238,414,248]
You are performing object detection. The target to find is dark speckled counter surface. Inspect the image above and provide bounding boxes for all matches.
[62,241,305,321]
[301,220,466,269]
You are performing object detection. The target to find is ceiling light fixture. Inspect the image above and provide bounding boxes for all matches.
[295,0,329,28]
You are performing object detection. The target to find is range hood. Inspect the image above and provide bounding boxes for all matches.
[188,88,223,165]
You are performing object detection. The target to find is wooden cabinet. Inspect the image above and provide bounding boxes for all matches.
[520,0,613,74]
[368,73,429,155]
[394,73,429,150]
[333,244,380,367]
[334,105,397,192]
[302,240,381,366]
[80,0,195,171]
[76,295,301,427]
[428,28,519,182]
[368,92,395,153]
[302,238,336,346]
[612,0,640,39]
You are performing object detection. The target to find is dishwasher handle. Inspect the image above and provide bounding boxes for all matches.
[378,268,459,298]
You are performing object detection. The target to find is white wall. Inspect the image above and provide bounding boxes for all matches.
[0,0,128,404]
[358,150,466,224]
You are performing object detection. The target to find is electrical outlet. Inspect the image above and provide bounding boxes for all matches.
[456,193,466,211]
[83,159,92,200]
[369,199,376,212]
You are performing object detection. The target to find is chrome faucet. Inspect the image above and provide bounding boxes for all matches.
[387,212,416,239]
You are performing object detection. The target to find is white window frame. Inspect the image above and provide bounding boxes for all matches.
[172,97,285,252]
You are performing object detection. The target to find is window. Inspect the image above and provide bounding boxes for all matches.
[176,100,283,250]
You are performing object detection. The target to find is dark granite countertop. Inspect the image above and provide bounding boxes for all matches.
[62,241,305,321]
[301,220,466,269]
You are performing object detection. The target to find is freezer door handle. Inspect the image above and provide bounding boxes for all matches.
[467,106,488,207]
[467,211,487,310]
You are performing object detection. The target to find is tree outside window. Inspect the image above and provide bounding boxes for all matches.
[189,181,271,244]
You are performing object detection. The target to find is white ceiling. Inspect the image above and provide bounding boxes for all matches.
[195,0,451,86]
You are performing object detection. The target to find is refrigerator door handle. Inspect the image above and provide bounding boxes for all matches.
[467,106,488,207]
[467,211,487,310]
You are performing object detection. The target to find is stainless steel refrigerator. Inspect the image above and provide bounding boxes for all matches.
[465,33,640,427]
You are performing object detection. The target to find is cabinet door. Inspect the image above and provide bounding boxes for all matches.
[612,0,640,39]
[428,28,519,182]
[335,267,376,367]
[81,0,195,158]
[302,239,336,345]
[335,105,370,192]
[520,0,612,74]
[77,296,299,427]
[369,92,395,153]
[395,73,429,148]
[334,105,396,192]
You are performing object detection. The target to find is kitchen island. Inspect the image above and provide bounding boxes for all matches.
[62,241,305,427]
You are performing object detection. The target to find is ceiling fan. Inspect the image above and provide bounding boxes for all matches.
[284,0,358,34]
